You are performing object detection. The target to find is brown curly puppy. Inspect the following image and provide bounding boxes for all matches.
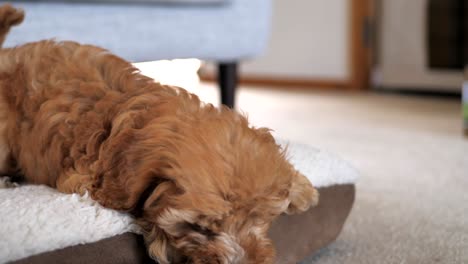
[0,5,318,264]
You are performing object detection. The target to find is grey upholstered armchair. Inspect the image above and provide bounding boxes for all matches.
[3,0,272,108]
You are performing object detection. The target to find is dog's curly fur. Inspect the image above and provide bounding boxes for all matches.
[0,5,318,263]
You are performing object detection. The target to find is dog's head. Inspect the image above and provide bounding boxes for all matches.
[136,107,319,264]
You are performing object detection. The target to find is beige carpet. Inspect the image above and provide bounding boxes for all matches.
[193,84,468,264]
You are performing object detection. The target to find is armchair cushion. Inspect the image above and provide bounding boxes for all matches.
[5,0,271,62]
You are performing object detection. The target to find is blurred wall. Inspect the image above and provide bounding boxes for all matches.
[241,0,350,80]
[376,0,463,91]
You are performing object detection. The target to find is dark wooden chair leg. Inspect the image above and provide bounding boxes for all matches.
[218,62,238,108]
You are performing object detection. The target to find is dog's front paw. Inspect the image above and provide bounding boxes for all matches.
[0,176,19,189]
[286,172,319,215]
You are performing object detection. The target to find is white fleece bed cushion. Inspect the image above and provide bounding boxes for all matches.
[0,141,358,263]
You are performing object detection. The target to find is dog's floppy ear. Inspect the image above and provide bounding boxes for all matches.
[285,172,319,215]
[140,182,189,264]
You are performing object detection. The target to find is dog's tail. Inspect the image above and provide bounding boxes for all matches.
[0,4,24,48]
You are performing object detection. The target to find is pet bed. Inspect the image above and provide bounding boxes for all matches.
[0,141,357,264]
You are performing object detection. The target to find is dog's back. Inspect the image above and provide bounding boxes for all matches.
[0,5,168,186]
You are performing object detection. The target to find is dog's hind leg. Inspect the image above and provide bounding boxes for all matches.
[0,94,14,178]
[0,5,21,178]
[0,106,23,188]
